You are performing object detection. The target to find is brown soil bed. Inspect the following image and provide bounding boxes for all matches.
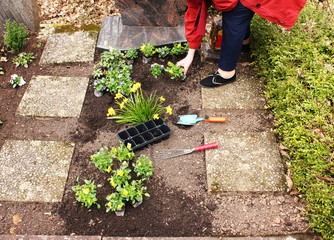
[0,32,310,238]
[0,32,218,237]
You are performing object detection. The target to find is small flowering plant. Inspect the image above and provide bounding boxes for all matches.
[10,74,26,88]
[13,52,35,68]
[90,146,113,172]
[165,61,185,79]
[170,42,185,56]
[109,165,132,187]
[150,63,164,78]
[156,46,170,58]
[125,49,138,60]
[107,83,173,125]
[133,155,154,180]
[105,192,126,212]
[140,42,156,57]
[105,65,134,96]
[117,180,150,205]
[100,48,125,69]
[72,177,101,209]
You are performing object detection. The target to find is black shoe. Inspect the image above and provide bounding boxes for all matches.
[200,71,236,88]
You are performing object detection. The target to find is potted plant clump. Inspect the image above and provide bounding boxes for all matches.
[125,48,138,65]
[165,61,186,81]
[140,42,155,64]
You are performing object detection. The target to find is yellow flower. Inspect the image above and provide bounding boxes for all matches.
[122,161,128,166]
[117,204,123,210]
[127,143,132,149]
[123,98,128,104]
[169,70,173,74]
[138,162,142,167]
[153,114,159,120]
[83,189,89,194]
[159,96,165,102]
[149,161,152,166]
[141,46,145,51]
[119,102,125,109]
[133,82,141,89]
[177,43,181,48]
[115,92,123,100]
[106,166,112,173]
[90,156,94,161]
[122,189,128,196]
[107,202,112,207]
[110,179,115,187]
[112,147,117,153]
[166,105,173,115]
[107,107,115,117]
[117,170,124,176]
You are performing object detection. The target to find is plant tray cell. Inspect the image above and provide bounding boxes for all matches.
[117,119,171,150]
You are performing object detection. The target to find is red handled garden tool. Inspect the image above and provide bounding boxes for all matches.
[177,114,226,126]
[154,142,218,161]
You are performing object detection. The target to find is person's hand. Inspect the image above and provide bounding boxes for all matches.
[176,48,196,75]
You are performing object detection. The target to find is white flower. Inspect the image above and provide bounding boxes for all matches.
[18,77,26,86]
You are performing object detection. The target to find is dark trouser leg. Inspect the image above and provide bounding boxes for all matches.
[218,1,254,71]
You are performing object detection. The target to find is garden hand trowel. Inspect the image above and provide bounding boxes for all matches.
[177,114,227,125]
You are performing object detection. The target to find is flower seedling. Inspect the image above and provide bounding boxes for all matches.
[0,67,4,75]
[125,49,138,59]
[105,192,126,212]
[133,155,154,180]
[13,52,35,68]
[165,61,185,79]
[117,180,150,205]
[72,178,101,209]
[150,63,164,78]
[140,42,156,57]
[10,74,26,88]
[109,166,132,188]
[170,42,186,56]
[156,46,170,58]
[90,146,113,172]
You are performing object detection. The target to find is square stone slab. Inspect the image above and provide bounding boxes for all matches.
[205,131,287,193]
[16,76,89,118]
[0,140,75,202]
[201,70,266,109]
[40,31,97,64]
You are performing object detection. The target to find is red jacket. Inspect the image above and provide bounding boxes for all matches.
[185,0,307,49]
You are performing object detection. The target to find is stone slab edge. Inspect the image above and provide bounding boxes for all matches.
[1,234,318,240]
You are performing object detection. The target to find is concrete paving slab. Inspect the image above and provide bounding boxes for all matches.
[0,140,75,202]
[2,236,101,240]
[201,70,266,109]
[16,75,89,118]
[205,131,287,193]
[40,31,97,64]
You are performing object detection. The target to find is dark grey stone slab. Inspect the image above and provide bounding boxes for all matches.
[97,16,186,51]
[116,0,187,27]
[0,0,39,34]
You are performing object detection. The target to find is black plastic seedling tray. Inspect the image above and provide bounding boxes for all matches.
[117,118,171,150]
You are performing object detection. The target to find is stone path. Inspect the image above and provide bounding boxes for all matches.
[0,29,316,239]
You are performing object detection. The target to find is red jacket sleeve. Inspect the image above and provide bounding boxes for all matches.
[185,0,209,49]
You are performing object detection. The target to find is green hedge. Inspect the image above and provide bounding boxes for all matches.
[250,1,334,239]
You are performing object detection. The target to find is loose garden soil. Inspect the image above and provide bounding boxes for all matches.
[0,32,310,238]
[0,32,215,237]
